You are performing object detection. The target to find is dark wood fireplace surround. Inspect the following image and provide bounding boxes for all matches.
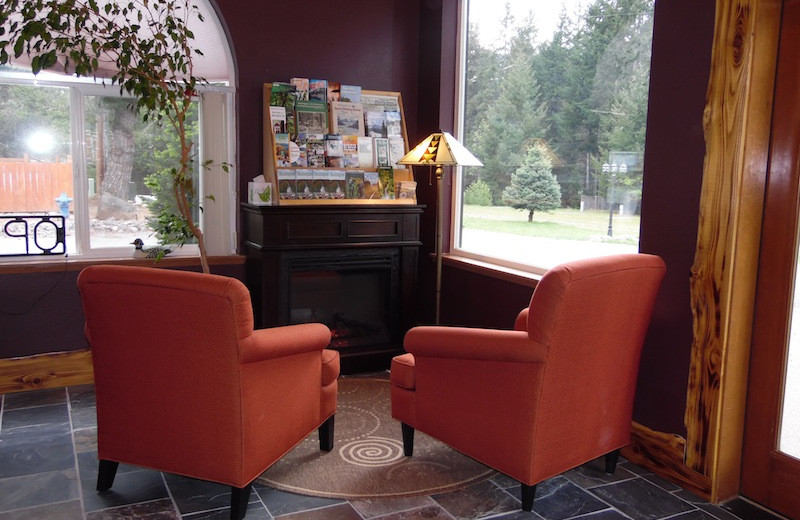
[242,204,423,373]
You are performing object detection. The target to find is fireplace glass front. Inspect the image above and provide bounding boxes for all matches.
[282,248,400,351]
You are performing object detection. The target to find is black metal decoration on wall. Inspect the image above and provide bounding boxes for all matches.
[0,215,67,256]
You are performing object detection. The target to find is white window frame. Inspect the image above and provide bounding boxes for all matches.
[450,0,550,276]
[0,72,236,263]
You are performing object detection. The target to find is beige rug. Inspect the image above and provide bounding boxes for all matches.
[257,378,496,499]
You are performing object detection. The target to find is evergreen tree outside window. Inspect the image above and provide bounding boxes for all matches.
[454,0,654,272]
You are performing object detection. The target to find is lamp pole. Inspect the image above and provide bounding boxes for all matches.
[602,162,627,236]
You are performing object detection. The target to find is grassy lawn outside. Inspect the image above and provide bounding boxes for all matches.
[462,205,640,245]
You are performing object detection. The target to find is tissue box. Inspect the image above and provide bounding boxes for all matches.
[248,182,273,205]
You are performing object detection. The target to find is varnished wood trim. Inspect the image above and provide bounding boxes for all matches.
[686,0,781,501]
[623,422,712,499]
[0,349,93,394]
[0,254,245,275]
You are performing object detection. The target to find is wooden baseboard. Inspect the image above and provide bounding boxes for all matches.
[0,349,93,394]
[623,421,712,500]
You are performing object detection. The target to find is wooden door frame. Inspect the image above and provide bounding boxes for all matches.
[623,0,783,503]
[740,0,800,515]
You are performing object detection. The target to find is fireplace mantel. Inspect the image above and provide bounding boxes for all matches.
[241,203,423,373]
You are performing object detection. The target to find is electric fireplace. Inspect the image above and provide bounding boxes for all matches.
[242,203,422,372]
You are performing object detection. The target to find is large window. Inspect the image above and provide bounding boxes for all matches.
[0,0,235,261]
[455,0,655,272]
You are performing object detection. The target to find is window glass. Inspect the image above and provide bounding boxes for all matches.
[0,83,73,255]
[456,0,654,271]
[83,94,199,250]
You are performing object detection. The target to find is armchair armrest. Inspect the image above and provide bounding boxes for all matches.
[239,323,332,364]
[404,326,547,363]
[514,308,529,331]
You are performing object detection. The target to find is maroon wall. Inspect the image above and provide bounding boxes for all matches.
[437,0,716,435]
[0,264,245,358]
[633,0,715,435]
[213,0,422,209]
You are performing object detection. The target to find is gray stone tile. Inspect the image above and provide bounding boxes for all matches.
[275,502,362,519]
[489,509,544,520]
[369,505,454,519]
[350,496,437,518]
[0,469,80,512]
[2,404,69,430]
[432,479,520,519]
[69,406,97,430]
[163,473,262,515]
[181,500,270,519]
[81,469,169,512]
[520,477,610,520]
[0,427,75,478]
[67,386,96,410]
[563,457,638,489]
[668,510,723,520]
[2,389,67,410]
[76,451,141,482]
[590,478,696,520]
[490,473,519,490]
[84,498,179,519]
[254,484,344,517]
[696,503,746,520]
[72,427,97,454]
[640,472,682,492]
[720,498,781,520]
[0,499,84,520]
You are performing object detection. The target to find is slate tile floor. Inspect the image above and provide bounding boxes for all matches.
[0,384,784,520]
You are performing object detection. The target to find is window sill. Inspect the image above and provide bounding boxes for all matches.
[442,254,542,288]
[0,254,246,275]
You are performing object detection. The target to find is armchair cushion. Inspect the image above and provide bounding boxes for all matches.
[390,353,416,390]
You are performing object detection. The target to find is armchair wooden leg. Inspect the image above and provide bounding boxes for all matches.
[521,483,537,511]
[605,449,620,475]
[319,415,335,452]
[401,422,414,456]
[96,459,119,492]
[230,483,252,520]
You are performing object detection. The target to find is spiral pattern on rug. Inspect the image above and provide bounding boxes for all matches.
[256,378,495,499]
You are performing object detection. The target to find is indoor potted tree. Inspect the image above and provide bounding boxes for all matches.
[0,0,217,273]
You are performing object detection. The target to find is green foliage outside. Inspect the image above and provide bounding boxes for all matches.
[464,179,493,206]
[142,103,200,245]
[502,143,561,221]
[462,0,654,214]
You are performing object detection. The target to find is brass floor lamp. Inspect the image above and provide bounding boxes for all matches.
[397,131,482,324]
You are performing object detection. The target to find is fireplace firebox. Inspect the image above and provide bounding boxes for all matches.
[242,204,422,373]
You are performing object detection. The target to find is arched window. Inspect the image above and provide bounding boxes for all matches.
[0,0,236,259]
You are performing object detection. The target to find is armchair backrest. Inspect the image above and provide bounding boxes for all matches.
[77,265,257,482]
[525,253,665,478]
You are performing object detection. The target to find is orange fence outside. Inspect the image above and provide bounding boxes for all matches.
[0,158,74,213]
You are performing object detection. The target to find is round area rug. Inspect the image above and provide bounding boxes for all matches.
[256,378,496,499]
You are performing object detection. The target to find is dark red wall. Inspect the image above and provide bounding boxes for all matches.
[212,0,422,207]
[0,264,245,358]
[633,0,715,435]
[437,0,716,435]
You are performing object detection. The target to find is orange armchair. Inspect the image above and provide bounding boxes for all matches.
[390,254,665,511]
[77,265,339,520]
